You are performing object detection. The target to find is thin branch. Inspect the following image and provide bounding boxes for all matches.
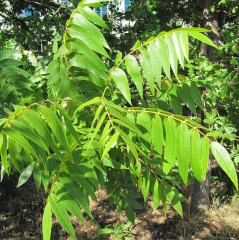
[54,0,70,14]
[24,0,59,10]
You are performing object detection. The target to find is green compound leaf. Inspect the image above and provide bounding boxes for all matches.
[111,68,132,105]
[163,180,183,216]
[102,157,128,170]
[42,202,52,240]
[147,40,162,88]
[54,182,86,224]
[152,114,163,156]
[163,118,176,174]
[78,6,109,29]
[4,127,38,159]
[140,47,155,95]
[49,194,76,240]
[39,105,71,156]
[17,164,34,188]
[125,55,143,98]
[156,38,171,80]
[176,123,190,184]
[165,34,178,77]
[0,50,18,61]
[152,178,161,210]
[142,170,150,202]
[172,32,185,68]
[177,84,196,115]
[187,31,218,48]
[101,131,120,160]
[125,203,135,223]
[211,142,238,190]
[201,137,210,179]
[0,134,8,174]
[59,174,92,217]
[190,130,202,182]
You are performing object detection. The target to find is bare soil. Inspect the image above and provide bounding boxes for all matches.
[0,174,239,240]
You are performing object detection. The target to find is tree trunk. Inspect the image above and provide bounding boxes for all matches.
[190,0,222,215]
[190,158,212,214]
[199,0,222,57]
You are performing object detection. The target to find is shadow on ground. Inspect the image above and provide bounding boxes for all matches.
[1,174,239,239]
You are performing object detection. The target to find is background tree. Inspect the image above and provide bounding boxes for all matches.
[0,0,82,50]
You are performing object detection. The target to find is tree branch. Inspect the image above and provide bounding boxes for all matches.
[24,0,59,11]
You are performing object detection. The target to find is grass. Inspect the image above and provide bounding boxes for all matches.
[175,195,239,240]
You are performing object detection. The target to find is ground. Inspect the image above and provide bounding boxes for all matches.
[0,174,239,240]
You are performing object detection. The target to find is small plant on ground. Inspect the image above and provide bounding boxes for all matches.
[97,221,133,240]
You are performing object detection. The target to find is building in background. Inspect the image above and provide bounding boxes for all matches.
[94,0,131,27]
[94,0,131,17]
[2,0,131,22]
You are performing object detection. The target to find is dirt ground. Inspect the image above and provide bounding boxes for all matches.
[0,174,239,240]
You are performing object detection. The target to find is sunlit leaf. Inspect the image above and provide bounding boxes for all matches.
[152,178,160,210]
[54,182,86,223]
[139,47,155,95]
[59,174,92,217]
[165,35,178,77]
[0,134,8,174]
[180,31,189,61]
[156,38,171,80]
[201,137,210,179]
[176,123,190,184]
[42,202,52,240]
[39,105,71,156]
[111,68,132,105]
[4,127,38,158]
[78,6,109,29]
[87,112,107,148]
[190,130,202,182]
[142,171,150,202]
[17,164,34,187]
[211,142,238,190]
[10,118,49,153]
[125,55,143,98]
[172,32,184,68]
[68,38,108,72]
[147,41,162,88]
[49,194,76,240]
[163,118,176,174]
[8,138,21,172]
[67,24,109,58]
[137,112,151,142]
[71,13,109,49]
[101,131,120,159]
[187,31,218,48]
[152,114,163,155]
[163,180,183,216]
